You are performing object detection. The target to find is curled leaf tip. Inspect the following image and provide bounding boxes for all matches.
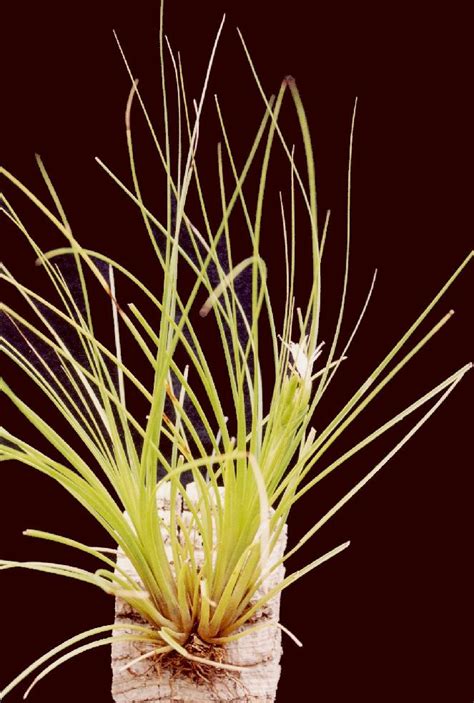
[125,79,139,131]
[283,75,296,86]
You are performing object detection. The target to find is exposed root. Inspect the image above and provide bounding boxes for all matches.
[157,633,231,687]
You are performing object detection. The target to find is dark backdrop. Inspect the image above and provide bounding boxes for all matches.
[1,1,472,702]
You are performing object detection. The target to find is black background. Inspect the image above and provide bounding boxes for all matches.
[1,1,473,702]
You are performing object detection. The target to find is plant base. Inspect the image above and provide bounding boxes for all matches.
[111,484,287,702]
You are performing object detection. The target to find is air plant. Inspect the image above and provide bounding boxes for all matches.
[0,3,472,701]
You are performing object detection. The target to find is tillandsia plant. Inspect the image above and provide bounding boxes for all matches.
[0,3,472,701]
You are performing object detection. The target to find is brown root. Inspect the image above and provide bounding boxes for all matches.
[156,633,233,688]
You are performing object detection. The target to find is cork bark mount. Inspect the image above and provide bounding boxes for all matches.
[111,483,288,702]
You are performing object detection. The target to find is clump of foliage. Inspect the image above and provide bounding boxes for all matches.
[0,5,471,699]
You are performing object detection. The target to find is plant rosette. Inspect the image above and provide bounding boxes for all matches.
[111,482,288,702]
[0,1,472,701]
